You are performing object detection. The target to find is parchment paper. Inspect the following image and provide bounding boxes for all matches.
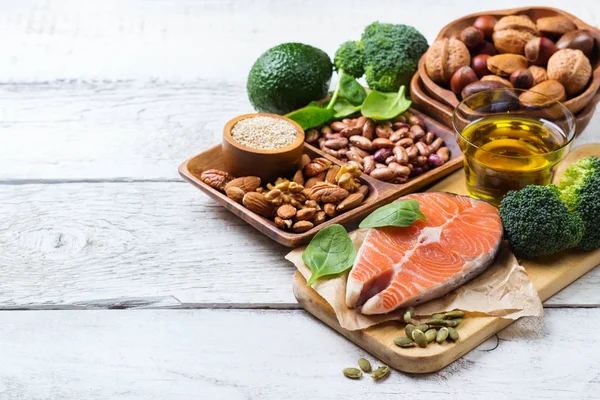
[286,229,543,331]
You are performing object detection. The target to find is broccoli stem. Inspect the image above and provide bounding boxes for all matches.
[326,70,344,111]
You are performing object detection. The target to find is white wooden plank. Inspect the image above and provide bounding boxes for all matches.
[0,308,597,399]
[0,182,597,308]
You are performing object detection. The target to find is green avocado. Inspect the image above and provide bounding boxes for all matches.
[247,43,333,115]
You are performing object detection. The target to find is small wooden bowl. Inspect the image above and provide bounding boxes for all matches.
[222,113,305,183]
[417,7,600,117]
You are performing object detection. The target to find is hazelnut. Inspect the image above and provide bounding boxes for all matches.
[460,26,484,50]
[528,65,548,86]
[472,54,492,78]
[481,75,514,88]
[547,48,592,95]
[556,30,595,59]
[487,54,529,76]
[524,37,557,65]
[493,15,539,54]
[519,80,566,107]
[473,15,498,40]
[473,41,497,56]
[536,16,576,39]
[510,68,534,89]
[425,38,471,84]
[450,66,478,94]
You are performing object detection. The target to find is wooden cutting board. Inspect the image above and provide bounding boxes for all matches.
[293,144,600,373]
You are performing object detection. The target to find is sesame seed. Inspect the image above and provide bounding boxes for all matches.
[231,116,297,150]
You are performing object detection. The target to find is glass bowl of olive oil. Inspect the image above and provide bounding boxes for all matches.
[453,88,576,206]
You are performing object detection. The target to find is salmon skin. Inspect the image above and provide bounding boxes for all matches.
[346,192,503,315]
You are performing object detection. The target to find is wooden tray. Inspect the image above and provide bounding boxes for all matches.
[411,68,600,134]
[179,108,463,247]
[417,6,600,117]
[293,144,600,373]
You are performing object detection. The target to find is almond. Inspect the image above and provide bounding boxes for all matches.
[225,186,245,204]
[293,221,314,233]
[276,204,297,220]
[336,193,364,213]
[487,54,529,76]
[519,80,566,107]
[325,165,341,184]
[312,211,327,226]
[296,207,316,221]
[225,176,261,192]
[242,192,274,218]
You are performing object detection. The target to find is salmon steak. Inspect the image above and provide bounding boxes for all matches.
[346,192,503,315]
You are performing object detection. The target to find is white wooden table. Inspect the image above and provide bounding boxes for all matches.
[1,0,599,398]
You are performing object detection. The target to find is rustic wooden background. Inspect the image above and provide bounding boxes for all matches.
[0,0,599,398]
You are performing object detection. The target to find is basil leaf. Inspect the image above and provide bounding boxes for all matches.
[339,72,366,106]
[286,106,334,130]
[302,224,356,286]
[359,200,426,229]
[333,98,361,119]
[361,85,412,120]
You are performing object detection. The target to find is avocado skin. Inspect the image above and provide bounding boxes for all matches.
[247,43,333,115]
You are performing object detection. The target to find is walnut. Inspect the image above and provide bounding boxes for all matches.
[309,182,349,203]
[303,157,332,177]
[547,48,592,95]
[528,65,548,86]
[200,169,233,191]
[425,38,470,84]
[487,54,529,76]
[264,189,284,206]
[336,163,362,182]
[337,173,361,193]
[225,176,261,192]
[492,15,539,54]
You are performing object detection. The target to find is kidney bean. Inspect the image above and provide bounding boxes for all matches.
[408,114,424,128]
[372,138,394,149]
[373,148,393,163]
[340,126,363,138]
[324,137,348,150]
[321,125,333,136]
[429,137,444,152]
[393,146,409,165]
[428,153,445,167]
[415,142,431,157]
[394,175,409,184]
[354,116,367,129]
[410,166,424,177]
[306,128,319,144]
[349,145,371,158]
[349,135,373,151]
[320,141,346,158]
[346,151,364,164]
[392,122,410,130]
[331,121,346,132]
[410,125,425,140]
[362,119,375,140]
[393,115,407,123]
[406,146,419,160]
[385,155,396,164]
[370,167,397,181]
[375,163,387,169]
[375,121,392,138]
[437,147,450,162]
[424,131,435,145]
[363,156,376,174]
[416,155,428,165]
[388,162,411,176]
[397,138,414,148]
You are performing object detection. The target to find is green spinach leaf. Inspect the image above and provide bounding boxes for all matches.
[302,224,356,286]
[359,200,426,229]
[333,98,361,119]
[286,106,334,130]
[339,71,367,106]
[361,85,411,120]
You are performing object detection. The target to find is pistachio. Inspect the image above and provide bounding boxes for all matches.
[436,327,449,343]
[342,367,363,379]
[358,358,372,373]
[403,307,415,323]
[412,329,428,348]
[370,366,390,381]
[447,327,460,341]
[425,328,437,343]
[393,337,414,348]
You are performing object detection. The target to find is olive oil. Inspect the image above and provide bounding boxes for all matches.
[459,115,569,205]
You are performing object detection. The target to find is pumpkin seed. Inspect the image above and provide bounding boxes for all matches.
[370,365,390,381]
[432,313,446,320]
[412,329,428,348]
[403,307,415,323]
[414,323,429,332]
[358,358,372,373]
[393,336,414,347]
[425,328,437,343]
[444,318,463,327]
[436,327,449,343]
[448,327,459,341]
[445,310,465,319]
[426,318,447,326]
[342,367,363,379]
[405,324,415,339]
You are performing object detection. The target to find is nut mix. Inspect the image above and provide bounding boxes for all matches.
[198,154,369,233]
[305,112,451,183]
[424,13,594,103]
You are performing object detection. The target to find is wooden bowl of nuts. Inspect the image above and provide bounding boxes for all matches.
[416,6,600,124]
[222,113,305,183]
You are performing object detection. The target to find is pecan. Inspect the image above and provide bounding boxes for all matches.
[200,169,233,191]
[309,182,349,203]
[303,157,332,177]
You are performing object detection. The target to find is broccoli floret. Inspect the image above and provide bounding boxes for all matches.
[559,156,600,250]
[500,185,584,259]
[361,22,428,92]
[334,41,364,78]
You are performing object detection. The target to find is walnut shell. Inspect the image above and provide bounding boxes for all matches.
[547,48,592,95]
[425,38,470,84]
[536,16,576,38]
[528,65,548,86]
[519,80,566,107]
[487,54,529,76]
[493,15,539,54]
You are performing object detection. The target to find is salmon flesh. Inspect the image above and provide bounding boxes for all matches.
[346,192,503,315]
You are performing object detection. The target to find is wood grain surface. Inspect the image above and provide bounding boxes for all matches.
[1,0,599,397]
